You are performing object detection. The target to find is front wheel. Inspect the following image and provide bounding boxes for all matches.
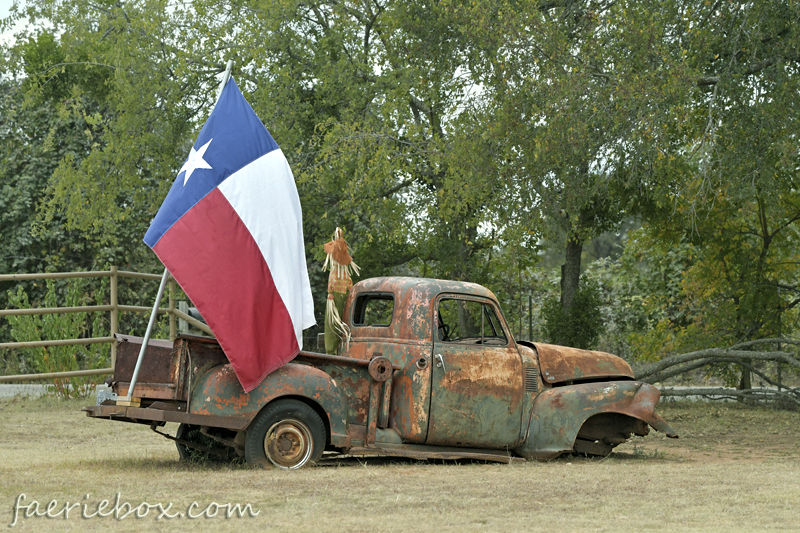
[244,399,326,469]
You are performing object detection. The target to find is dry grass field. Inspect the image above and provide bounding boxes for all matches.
[1,396,799,532]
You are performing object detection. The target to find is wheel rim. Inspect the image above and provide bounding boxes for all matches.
[264,418,313,469]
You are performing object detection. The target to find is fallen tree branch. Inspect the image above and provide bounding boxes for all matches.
[660,387,800,407]
[634,338,800,409]
[641,358,716,384]
[636,338,800,382]
[727,338,800,350]
[642,356,800,385]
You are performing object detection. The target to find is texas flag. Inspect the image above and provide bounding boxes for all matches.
[144,79,315,393]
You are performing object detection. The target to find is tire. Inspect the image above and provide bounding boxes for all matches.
[245,399,326,470]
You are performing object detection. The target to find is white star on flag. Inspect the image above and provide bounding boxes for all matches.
[180,138,213,185]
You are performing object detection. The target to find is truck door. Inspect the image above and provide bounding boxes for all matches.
[426,295,524,448]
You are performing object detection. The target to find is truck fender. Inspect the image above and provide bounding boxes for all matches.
[515,381,677,460]
[189,363,350,447]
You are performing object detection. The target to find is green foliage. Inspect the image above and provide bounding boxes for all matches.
[20,31,111,104]
[3,0,522,329]
[448,0,694,309]
[618,215,799,387]
[1,0,798,369]
[628,0,800,369]
[0,35,164,345]
[581,257,652,361]
[5,279,108,397]
[541,277,604,350]
[0,78,99,275]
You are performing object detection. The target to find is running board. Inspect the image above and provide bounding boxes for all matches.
[345,443,524,464]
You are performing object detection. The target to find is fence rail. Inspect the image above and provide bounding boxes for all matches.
[1,337,117,350]
[0,267,212,383]
[0,367,115,382]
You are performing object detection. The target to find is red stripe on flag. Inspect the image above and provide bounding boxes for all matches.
[153,188,299,392]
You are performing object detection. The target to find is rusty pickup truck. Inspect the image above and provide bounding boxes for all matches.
[85,276,677,468]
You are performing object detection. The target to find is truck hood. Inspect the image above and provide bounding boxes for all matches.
[533,343,634,384]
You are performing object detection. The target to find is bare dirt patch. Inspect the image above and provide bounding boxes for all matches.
[1,396,799,532]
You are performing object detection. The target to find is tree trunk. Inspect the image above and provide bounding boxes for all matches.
[561,235,583,312]
[454,223,478,282]
[738,361,752,390]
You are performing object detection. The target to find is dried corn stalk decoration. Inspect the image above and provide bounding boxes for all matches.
[322,227,359,354]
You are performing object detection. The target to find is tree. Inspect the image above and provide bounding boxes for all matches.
[629,178,800,386]
[1,22,174,275]
[0,31,182,353]
[630,0,800,385]
[446,0,692,320]
[234,0,516,285]
[448,0,799,353]
[4,0,798,363]
[4,0,524,324]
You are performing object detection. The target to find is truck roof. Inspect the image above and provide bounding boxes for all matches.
[351,276,498,301]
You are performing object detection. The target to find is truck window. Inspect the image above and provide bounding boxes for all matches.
[352,293,394,327]
[437,298,507,345]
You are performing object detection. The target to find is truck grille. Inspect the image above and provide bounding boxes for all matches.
[524,365,539,393]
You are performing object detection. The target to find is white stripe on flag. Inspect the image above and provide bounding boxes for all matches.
[218,149,316,348]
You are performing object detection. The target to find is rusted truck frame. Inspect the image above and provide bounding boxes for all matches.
[85,277,676,468]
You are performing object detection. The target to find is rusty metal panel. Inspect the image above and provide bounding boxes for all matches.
[116,383,178,400]
[365,380,381,446]
[347,423,367,446]
[516,343,541,445]
[387,343,432,443]
[378,378,391,428]
[517,381,677,460]
[296,351,371,368]
[113,335,186,401]
[424,292,524,448]
[113,335,175,385]
[426,342,524,448]
[113,334,228,402]
[178,335,228,402]
[345,337,432,444]
[178,335,228,377]
[318,364,371,424]
[344,281,440,444]
[534,343,635,384]
[188,362,350,447]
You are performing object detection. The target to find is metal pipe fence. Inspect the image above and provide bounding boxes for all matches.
[0,268,212,383]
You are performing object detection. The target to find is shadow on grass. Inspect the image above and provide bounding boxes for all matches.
[317,455,537,468]
[84,456,248,472]
[78,446,679,473]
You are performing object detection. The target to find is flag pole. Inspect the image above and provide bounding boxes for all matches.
[117,60,234,407]
[215,60,234,103]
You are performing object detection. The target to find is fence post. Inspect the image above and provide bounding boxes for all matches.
[110,266,118,369]
[178,301,189,335]
[169,278,176,341]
